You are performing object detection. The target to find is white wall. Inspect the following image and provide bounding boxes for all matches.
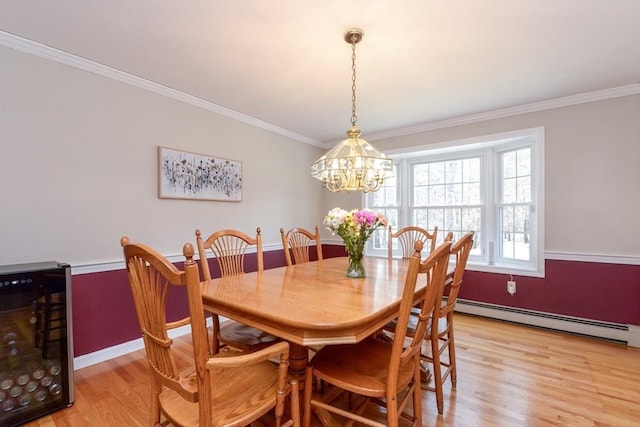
[0,46,325,266]
[2,43,638,266]
[367,94,640,258]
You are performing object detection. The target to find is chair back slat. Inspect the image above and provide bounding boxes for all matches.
[196,228,263,278]
[280,226,323,266]
[441,231,474,316]
[388,226,438,260]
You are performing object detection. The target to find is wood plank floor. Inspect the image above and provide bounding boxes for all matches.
[23,314,640,426]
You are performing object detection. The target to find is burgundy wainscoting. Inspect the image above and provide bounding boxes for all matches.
[458,259,640,325]
[71,250,293,357]
[71,267,190,357]
[70,247,638,358]
[322,244,348,258]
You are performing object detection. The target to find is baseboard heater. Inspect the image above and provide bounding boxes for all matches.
[454,299,629,344]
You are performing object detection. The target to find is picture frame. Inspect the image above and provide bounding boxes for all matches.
[158,146,242,202]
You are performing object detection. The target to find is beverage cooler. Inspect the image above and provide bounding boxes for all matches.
[0,262,74,427]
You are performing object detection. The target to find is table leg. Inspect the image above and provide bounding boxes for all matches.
[288,342,309,377]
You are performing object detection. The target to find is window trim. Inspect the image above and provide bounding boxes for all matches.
[364,127,545,278]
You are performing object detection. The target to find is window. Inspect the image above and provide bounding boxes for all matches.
[499,147,532,263]
[366,128,544,277]
[369,166,398,253]
[411,156,483,257]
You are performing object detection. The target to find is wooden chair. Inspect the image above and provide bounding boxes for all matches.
[303,240,451,427]
[195,227,280,354]
[388,226,438,260]
[280,226,323,266]
[379,225,440,346]
[422,231,474,414]
[121,237,299,427]
[281,225,325,360]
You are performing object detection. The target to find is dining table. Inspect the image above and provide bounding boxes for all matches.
[200,256,427,377]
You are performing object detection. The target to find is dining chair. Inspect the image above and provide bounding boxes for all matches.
[422,231,474,414]
[195,227,280,354]
[120,237,300,427]
[303,240,451,427]
[384,230,473,414]
[280,225,325,361]
[280,226,323,266]
[377,225,440,343]
[388,225,438,260]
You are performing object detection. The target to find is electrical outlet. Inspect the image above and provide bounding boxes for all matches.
[507,280,516,295]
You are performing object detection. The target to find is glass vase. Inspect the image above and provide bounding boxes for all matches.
[345,242,366,278]
[346,255,365,278]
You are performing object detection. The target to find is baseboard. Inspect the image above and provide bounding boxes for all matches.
[73,318,212,370]
[455,299,631,345]
[74,302,636,370]
[73,335,148,370]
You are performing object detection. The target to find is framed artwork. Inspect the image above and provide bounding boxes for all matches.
[158,146,242,201]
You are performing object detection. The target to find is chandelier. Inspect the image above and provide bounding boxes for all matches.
[311,28,394,193]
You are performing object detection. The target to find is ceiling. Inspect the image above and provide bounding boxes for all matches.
[1,1,639,147]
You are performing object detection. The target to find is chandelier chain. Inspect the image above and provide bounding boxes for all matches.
[350,37,358,127]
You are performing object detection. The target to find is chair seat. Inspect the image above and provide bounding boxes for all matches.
[385,311,448,338]
[159,359,280,426]
[219,321,281,351]
[310,337,414,397]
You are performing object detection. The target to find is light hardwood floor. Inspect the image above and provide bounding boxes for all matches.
[23,314,640,426]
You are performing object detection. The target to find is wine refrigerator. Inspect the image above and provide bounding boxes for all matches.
[0,262,74,426]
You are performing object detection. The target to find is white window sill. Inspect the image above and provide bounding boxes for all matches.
[366,250,545,278]
[466,262,544,278]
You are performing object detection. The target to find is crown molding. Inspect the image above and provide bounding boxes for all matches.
[2,31,637,149]
[366,83,640,143]
[0,31,323,147]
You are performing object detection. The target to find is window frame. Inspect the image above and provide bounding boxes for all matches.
[365,127,545,278]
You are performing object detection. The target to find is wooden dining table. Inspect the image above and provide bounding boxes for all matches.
[200,256,427,376]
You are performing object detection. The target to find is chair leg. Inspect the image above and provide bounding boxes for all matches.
[386,392,399,425]
[303,367,313,427]
[448,324,457,388]
[275,380,285,427]
[419,337,432,388]
[419,360,432,385]
[290,379,300,427]
[412,359,423,426]
[211,313,221,355]
[430,336,444,414]
[149,376,162,427]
